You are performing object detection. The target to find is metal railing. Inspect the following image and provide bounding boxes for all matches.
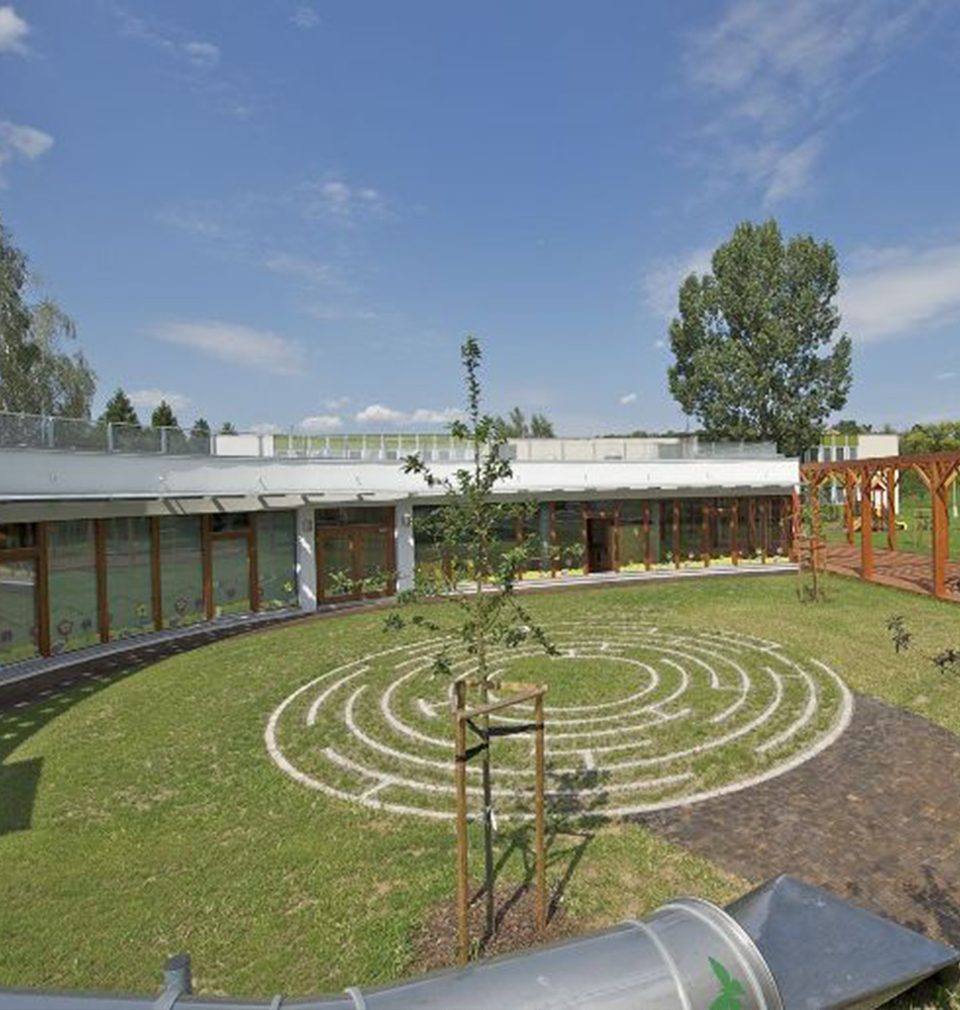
[0,412,211,455]
[0,411,784,462]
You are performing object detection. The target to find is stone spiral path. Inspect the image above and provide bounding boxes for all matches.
[265,622,852,820]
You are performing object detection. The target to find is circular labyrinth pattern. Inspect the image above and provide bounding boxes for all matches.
[265,622,853,820]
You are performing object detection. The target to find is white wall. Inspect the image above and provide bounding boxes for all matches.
[0,449,799,509]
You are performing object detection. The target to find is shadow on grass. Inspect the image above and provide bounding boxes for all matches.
[472,763,610,946]
[0,620,288,836]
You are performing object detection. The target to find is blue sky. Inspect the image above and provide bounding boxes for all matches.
[2,1,960,435]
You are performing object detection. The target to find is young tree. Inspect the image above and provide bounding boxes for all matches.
[667,219,852,457]
[191,417,211,438]
[388,336,555,938]
[0,219,97,417]
[150,400,178,428]
[219,421,237,435]
[100,388,140,427]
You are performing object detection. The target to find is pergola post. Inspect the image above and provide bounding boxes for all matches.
[886,466,897,552]
[931,464,950,600]
[844,472,856,545]
[860,467,874,581]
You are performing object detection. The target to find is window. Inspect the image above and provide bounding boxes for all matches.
[104,517,153,639]
[258,511,298,610]
[160,517,205,628]
[48,520,99,653]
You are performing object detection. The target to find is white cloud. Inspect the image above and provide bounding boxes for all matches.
[182,40,220,69]
[249,422,282,435]
[153,320,304,375]
[0,120,53,185]
[300,176,387,223]
[263,251,343,288]
[129,389,191,412]
[936,372,956,381]
[355,403,407,424]
[291,5,320,29]
[410,407,462,424]
[619,392,637,405]
[325,396,350,409]
[0,5,28,54]
[300,414,341,432]
[684,0,932,202]
[354,404,460,426]
[840,243,960,342]
[641,246,713,319]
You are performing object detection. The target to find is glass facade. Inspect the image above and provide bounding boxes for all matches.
[0,493,796,667]
[48,520,99,653]
[319,534,355,598]
[105,517,153,639]
[0,557,37,662]
[160,516,205,628]
[257,511,298,610]
[553,502,584,573]
[212,536,250,615]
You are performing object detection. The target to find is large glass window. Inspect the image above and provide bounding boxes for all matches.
[159,517,205,628]
[520,503,552,575]
[0,557,37,662]
[659,501,677,564]
[412,506,445,583]
[105,517,153,639]
[319,534,355,598]
[616,519,644,569]
[258,511,298,610]
[358,530,391,594]
[316,506,393,527]
[711,499,734,560]
[553,502,584,573]
[678,500,704,565]
[48,520,99,653]
[212,537,250,615]
[0,523,36,550]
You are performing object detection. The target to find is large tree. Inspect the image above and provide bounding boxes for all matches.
[667,219,852,457]
[100,388,140,427]
[0,218,96,417]
[151,400,178,428]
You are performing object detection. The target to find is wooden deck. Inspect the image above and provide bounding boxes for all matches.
[823,543,960,602]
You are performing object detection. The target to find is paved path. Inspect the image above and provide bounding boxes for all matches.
[636,693,960,945]
[824,542,960,602]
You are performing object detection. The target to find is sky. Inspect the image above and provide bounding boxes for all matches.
[2,0,960,436]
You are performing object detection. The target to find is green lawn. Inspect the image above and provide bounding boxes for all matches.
[2,574,960,1000]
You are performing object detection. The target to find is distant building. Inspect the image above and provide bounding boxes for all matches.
[802,432,900,505]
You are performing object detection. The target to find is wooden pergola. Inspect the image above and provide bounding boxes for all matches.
[800,451,960,601]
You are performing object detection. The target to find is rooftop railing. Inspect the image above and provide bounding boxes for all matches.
[0,412,211,455]
[0,411,785,462]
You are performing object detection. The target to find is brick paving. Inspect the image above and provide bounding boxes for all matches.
[635,693,960,945]
[824,543,960,602]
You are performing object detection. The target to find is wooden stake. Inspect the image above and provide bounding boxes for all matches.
[534,691,546,933]
[454,680,470,965]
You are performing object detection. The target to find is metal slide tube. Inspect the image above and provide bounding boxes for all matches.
[0,878,955,1010]
[0,895,780,1010]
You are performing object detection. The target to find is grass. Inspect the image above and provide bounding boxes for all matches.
[2,574,960,1000]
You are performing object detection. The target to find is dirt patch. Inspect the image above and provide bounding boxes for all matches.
[407,880,576,974]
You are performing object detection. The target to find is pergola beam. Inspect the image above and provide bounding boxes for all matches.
[800,450,960,603]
